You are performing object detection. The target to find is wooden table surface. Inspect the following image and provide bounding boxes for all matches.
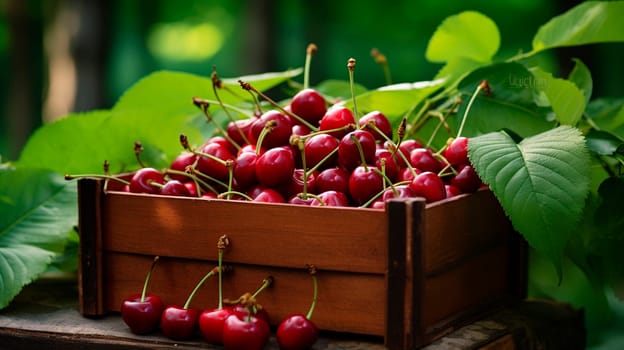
[0,275,585,350]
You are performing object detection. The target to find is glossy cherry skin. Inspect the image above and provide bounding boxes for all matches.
[120,293,165,335]
[255,146,295,188]
[160,180,192,197]
[222,313,270,350]
[319,106,355,139]
[253,188,286,203]
[168,152,197,182]
[160,306,200,340]
[409,171,447,203]
[315,167,350,194]
[338,129,377,172]
[198,306,235,345]
[445,184,463,198]
[359,110,392,142]
[290,88,327,125]
[409,148,442,173]
[381,184,417,201]
[443,136,469,167]
[310,190,350,207]
[184,181,199,197]
[282,169,318,199]
[393,139,423,168]
[450,164,482,193]
[276,313,319,350]
[196,142,235,181]
[227,117,257,148]
[248,110,294,149]
[304,133,339,170]
[348,165,385,206]
[129,167,165,194]
[233,151,258,190]
[374,148,400,182]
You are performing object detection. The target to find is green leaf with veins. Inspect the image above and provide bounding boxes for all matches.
[531,68,586,126]
[468,126,591,279]
[0,169,77,309]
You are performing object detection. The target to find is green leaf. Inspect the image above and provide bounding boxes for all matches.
[531,68,586,126]
[532,1,624,53]
[469,126,591,278]
[568,58,593,104]
[457,62,554,138]
[586,129,624,156]
[586,98,624,138]
[0,168,77,309]
[348,79,445,120]
[315,79,367,102]
[113,69,302,113]
[426,11,500,63]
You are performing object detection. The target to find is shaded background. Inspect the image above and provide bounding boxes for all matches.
[2,0,623,161]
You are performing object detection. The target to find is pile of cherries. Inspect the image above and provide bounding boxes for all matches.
[121,236,319,350]
[118,84,482,207]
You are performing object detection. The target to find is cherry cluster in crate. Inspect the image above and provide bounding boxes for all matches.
[121,236,318,350]
[115,84,482,207]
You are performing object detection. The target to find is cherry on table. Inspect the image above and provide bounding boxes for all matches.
[120,256,164,335]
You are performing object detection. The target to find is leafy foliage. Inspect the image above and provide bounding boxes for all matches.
[468,126,591,277]
[0,169,77,308]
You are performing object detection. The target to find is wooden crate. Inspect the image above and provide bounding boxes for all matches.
[77,178,527,349]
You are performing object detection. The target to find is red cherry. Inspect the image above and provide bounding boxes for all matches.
[184,181,199,197]
[409,148,442,173]
[381,184,417,201]
[409,171,447,203]
[129,167,165,194]
[359,110,392,142]
[310,190,350,207]
[450,164,482,193]
[227,117,257,147]
[394,139,423,167]
[233,151,258,190]
[253,188,286,203]
[445,184,462,198]
[196,142,235,181]
[168,152,197,181]
[206,135,238,156]
[121,293,164,335]
[160,305,200,340]
[248,110,294,149]
[338,129,377,172]
[319,106,355,138]
[348,166,385,206]
[160,180,192,197]
[282,169,318,199]
[255,147,295,188]
[374,148,400,182]
[290,88,327,125]
[198,306,235,345]
[304,133,339,170]
[222,313,270,350]
[276,314,319,350]
[288,195,316,206]
[315,167,350,194]
[443,136,469,167]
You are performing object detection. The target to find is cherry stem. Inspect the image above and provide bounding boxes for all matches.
[456,80,488,139]
[238,80,318,131]
[305,147,338,178]
[306,264,318,320]
[304,43,317,90]
[217,234,230,310]
[347,58,359,125]
[255,120,277,154]
[251,276,274,299]
[134,141,147,168]
[192,97,241,151]
[140,256,160,302]
[64,173,130,186]
[371,48,392,86]
[297,138,310,195]
[183,266,221,310]
[218,190,254,201]
[351,133,369,172]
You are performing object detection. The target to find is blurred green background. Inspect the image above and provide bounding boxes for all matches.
[2,0,623,162]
